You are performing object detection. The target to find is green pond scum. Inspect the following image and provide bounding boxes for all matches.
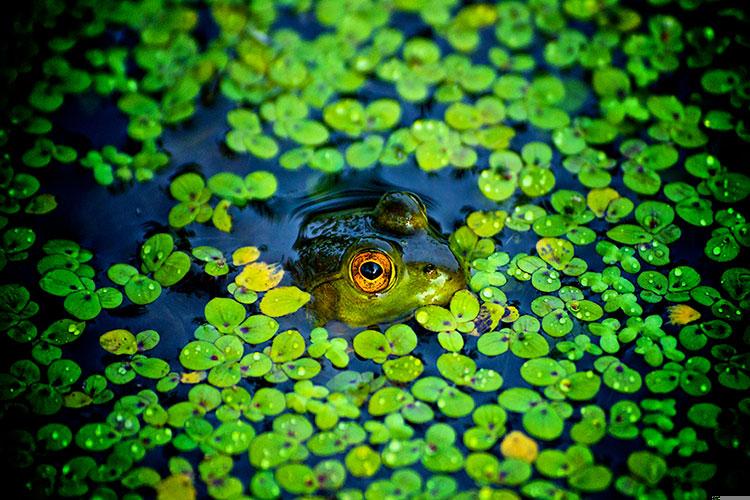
[1,0,749,498]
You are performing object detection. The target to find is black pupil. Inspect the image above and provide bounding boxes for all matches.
[360,261,383,280]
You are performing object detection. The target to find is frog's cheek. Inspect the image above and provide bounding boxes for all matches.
[309,279,378,327]
[307,281,341,325]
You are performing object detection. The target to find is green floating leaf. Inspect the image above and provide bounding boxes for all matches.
[259,287,311,317]
[179,341,224,371]
[124,275,162,305]
[75,423,121,451]
[205,297,245,333]
[627,451,667,487]
[99,329,137,355]
[269,330,305,363]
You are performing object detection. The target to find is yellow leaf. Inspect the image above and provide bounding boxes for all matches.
[667,304,701,325]
[156,474,196,500]
[500,431,538,463]
[260,286,311,317]
[99,329,138,355]
[467,210,507,237]
[235,262,284,292]
[587,187,619,217]
[536,237,574,270]
[212,199,232,232]
[458,4,497,27]
[180,371,207,384]
[232,246,260,266]
[502,306,520,323]
[475,302,505,335]
[64,391,93,408]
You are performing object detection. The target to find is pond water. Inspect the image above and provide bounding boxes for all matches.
[1,0,749,499]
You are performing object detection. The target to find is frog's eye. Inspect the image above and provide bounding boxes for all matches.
[350,250,393,293]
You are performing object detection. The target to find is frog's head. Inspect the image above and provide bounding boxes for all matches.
[292,191,466,327]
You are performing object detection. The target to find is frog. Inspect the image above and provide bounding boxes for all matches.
[291,191,466,326]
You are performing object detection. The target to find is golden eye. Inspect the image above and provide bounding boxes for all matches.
[349,250,393,293]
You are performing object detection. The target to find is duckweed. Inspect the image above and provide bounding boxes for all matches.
[1,0,750,498]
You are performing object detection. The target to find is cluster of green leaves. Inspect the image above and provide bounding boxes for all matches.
[1,163,57,216]
[39,240,123,320]
[168,171,277,232]
[0,224,36,272]
[107,233,190,305]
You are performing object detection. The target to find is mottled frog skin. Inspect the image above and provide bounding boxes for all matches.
[292,192,466,326]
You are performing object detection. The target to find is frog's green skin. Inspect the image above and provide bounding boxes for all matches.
[292,192,466,326]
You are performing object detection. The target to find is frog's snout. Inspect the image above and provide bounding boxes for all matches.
[442,266,467,293]
[416,258,467,305]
